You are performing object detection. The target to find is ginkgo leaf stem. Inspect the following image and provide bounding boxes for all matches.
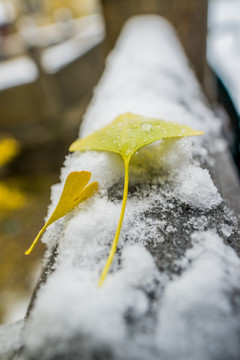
[25,226,47,255]
[98,156,131,286]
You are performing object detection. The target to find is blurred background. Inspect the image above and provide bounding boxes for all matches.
[0,0,239,324]
[0,0,104,324]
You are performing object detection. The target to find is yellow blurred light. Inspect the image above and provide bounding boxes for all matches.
[0,182,26,214]
[0,137,20,167]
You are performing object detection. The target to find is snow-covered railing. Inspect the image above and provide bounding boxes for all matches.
[3,15,240,360]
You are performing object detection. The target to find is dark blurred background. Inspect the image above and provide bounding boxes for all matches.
[0,0,239,324]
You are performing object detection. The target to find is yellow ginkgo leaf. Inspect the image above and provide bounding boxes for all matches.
[25,171,98,255]
[70,113,204,285]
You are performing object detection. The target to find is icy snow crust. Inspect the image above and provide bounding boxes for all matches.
[18,16,240,360]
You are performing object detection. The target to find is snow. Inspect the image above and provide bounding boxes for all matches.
[158,230,240,360]
[13,15,240,360]
[208,30,240,114]
[221,223,233,237]
[175,165,222,209]
[208,0,240,28]
[208,0,240,114]
[80,18,220,139]
[0,320,23,358]
[24,245,159,352]
[0,56,38,91]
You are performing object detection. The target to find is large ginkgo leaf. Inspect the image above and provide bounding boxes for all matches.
[25,171,98,255]
[70,113,204,285]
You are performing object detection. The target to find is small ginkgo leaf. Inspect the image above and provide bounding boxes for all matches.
[25,171,98,255]
[70,113,204,285]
